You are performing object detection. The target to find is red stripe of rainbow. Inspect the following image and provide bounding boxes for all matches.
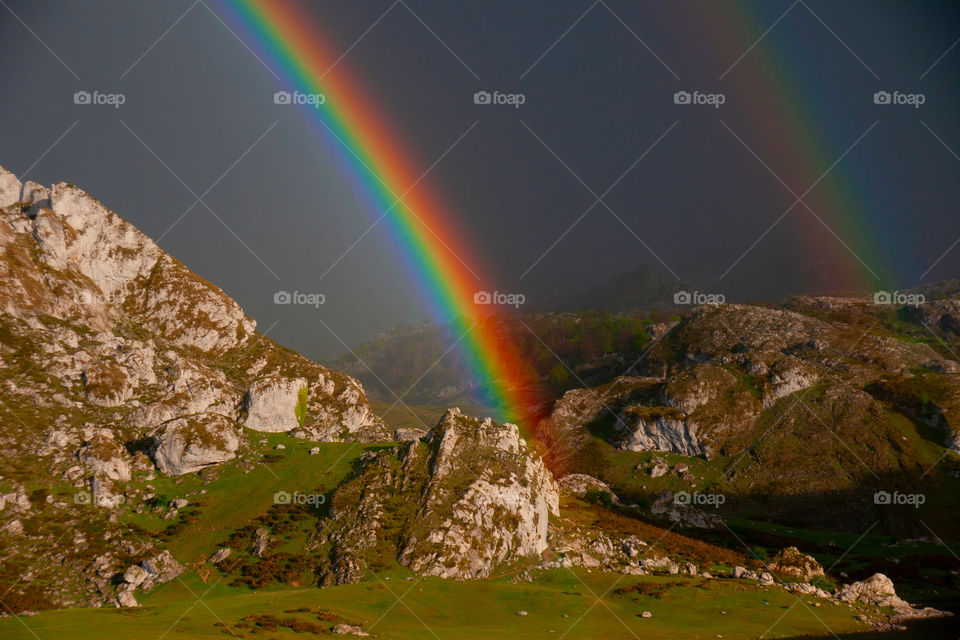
[212,0,542,428]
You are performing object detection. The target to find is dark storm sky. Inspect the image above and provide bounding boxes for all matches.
[1,1,959,360]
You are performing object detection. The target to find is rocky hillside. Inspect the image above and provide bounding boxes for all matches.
[1,165,956,630]
[0,166,386,608]
[315,408,558,583]
[538,297,960,534]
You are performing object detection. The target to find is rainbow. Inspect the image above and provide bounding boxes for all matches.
[211,0,543,428]
[704,2,894,292]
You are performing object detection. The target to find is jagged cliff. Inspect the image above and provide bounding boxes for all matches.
[317,408,558,583]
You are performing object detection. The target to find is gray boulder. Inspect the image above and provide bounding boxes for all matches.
[0,165,21,208]
[150,414,240,475]
[243,376,307,432]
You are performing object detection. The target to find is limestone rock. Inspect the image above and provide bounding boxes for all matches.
[243,377,307,432]
[122,565,148,587]
[0,165,20,207]
[765,546,824,581]
[836,573,910,611]
[557,473,616,500]
[139,551,183,591]
[209,548,232,564]
[115,589,138,608]
[322,409,558,583]
[149,414,240,475]
[77,431,131,482]
[251,527,270,557]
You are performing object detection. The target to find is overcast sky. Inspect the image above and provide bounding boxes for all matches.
[1,0,959,359]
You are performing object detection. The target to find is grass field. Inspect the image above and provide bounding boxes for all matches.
[0,569,877,640]
[119,433,383,566]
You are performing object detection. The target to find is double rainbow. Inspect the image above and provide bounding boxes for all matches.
[212,0,541,427]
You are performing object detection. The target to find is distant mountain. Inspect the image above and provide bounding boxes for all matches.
[544,263,697,313]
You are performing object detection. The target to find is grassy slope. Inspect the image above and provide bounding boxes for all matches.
[122,433,384,565]
[0,570,875,640]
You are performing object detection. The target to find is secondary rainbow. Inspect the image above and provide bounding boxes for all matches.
[211,0,542,427]
[702,2,894,292]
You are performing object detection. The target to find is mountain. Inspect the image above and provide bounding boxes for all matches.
[543,263,695,313]
[538,296,960,533]
[0,166,955,637]
[0,166,385,608]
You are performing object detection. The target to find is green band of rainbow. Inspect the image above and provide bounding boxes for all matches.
[213,0,541,427]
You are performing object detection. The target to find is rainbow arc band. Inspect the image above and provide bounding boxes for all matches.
[213,0,542,429]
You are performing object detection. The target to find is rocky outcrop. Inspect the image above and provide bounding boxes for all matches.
[0,166,19,207]
[557,473,616,499]
[149,414,241,475]
[77,429,131,482]
[244,376,308,432]
[618,405,707,457]
[536,376,660,471]
[765,546,823,581]
[320,409,558,583]
[836,573,951,620]
[115,551,184,607]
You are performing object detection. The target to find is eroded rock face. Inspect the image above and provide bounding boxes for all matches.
[0,166,20,207]
[321,409,559,583]
[149,414,241,476]
[244,377,308,432]
[618,406,707,457]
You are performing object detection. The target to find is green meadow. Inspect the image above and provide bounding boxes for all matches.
[0,569,875,640]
